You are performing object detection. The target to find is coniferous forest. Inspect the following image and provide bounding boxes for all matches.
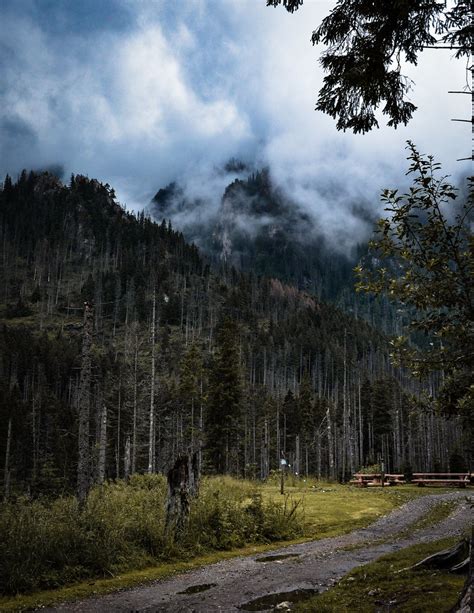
[0,170,467,499]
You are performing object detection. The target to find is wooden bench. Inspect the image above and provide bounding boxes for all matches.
[385,473,406,485]
[412,473,470,488]
[350,473,401,487]
[350,473,379,487]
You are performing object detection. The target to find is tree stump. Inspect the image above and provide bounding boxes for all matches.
[165,452,200,538]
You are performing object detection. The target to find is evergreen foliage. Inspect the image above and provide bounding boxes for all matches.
[267,0,472,132]
[207,319,243,474]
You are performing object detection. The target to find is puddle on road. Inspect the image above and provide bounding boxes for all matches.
[178,583,217,595]
[239,588,319,611]
[255,553,301,563]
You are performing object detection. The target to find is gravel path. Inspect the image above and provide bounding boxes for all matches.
[47,491,472,612]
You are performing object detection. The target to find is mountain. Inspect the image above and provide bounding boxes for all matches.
[150,167,360,300]
[149,165,407,335]
[0,171,464,497]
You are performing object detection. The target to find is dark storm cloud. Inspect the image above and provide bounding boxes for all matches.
[0,0,470,248]
[1,116,38,159]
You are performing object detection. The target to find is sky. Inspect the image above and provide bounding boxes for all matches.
[0,0,471,246]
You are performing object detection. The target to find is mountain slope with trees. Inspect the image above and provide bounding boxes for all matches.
[0,171,466,501]
[150,166,404,336]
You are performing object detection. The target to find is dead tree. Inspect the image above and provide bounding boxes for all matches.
[77,301,93,508]
[410,540,468,571]
[3,417,12,502]
[165,452,200,538]
[96,403,107,485]
[148,288,157,473]
[124,435,131,482]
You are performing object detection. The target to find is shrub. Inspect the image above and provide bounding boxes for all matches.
[358,464,381,475]
[0,475,303,595]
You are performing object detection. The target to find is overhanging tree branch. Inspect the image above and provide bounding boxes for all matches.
[267,0,472,133]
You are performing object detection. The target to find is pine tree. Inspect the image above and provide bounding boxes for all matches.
[206,319,243,474]
[179,343,204,453]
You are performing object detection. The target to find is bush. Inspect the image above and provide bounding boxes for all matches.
[0,475,303,595]
[358,464,381,474]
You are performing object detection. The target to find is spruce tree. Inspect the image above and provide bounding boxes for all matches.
[206,319,243,474]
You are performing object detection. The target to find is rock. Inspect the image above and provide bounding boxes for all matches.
[275,602,292,610]
[368,588,381,596]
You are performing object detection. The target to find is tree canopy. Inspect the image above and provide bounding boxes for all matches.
[267,0,472,133]
[355,143,473,420]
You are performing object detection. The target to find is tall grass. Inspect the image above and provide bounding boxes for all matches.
[0,475,302,595]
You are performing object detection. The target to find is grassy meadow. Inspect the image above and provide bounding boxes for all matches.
[261,475,434,539]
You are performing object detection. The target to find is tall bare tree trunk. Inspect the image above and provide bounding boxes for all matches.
[32,395,38,483]
[97,404,107,485]
[316,430,322,480]
[342,329,348,480]
[3,417,12,502]
[243,414,248,479]
[276,403,280,463]
[358,379,363,468]
[327,403,335,480]
[77,301,93,508]
[132,333,139,475]
[198,379,203,477]
[295,434,300,476]
[124,435,131,482]
[148,288,156,473]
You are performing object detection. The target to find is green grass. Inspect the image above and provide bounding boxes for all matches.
[262,477,438,539]
[397,499,457,539]
[295,538,466,612]
[0,476,457,611]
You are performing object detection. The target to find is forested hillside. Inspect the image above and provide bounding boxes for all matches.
[150,166,403,334]
[0,171,465,498]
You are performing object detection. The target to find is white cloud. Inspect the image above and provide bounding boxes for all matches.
[0,0,470,246]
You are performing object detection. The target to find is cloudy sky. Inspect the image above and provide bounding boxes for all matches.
[1,0,471,242]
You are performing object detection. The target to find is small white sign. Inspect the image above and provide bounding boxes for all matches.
[280,459,287,466]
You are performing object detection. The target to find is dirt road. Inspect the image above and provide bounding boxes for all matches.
[47,491,472,612]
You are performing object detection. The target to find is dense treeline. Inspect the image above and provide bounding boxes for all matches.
[0,171,466,498]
